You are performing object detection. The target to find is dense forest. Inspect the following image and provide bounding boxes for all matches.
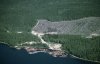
[43,34,100,61]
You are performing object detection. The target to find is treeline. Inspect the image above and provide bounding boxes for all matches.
[43,34,100,61]
[0,18,37,32]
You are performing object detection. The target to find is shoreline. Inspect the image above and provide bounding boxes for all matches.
[0,42,100,63]
[20,46,100,63]
[24,46,67,57]
[70,54,100,63]
[15,45,100,63]
[0,43,100,63]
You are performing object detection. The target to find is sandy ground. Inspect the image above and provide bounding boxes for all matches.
[31,31,62,50]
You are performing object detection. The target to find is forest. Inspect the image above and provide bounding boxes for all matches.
[0,31,40,46]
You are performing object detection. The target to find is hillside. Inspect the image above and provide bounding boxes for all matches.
[33,17,100,36]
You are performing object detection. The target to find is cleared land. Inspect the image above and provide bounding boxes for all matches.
[32,17,100,36]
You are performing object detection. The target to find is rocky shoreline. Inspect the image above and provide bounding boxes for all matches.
[24,47,67,57]
[0,43,100,63]
[22,47,100,63]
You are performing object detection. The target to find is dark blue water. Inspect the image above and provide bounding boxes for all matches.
[0,44,99,64]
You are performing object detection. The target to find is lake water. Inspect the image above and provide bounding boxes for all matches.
[0,44,99,64]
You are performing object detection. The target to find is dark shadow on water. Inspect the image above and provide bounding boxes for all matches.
[0,43,99,64]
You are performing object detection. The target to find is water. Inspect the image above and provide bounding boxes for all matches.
[0,44,99,64]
